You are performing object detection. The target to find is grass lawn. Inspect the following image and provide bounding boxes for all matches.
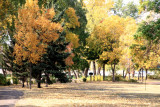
[11,81,160,107]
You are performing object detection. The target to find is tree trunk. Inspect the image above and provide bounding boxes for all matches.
[93,61,96,75]
[124,71,127,79]
[77,70,80,78]
[84,61,91,78]
[38,82,41,88]
[112,63,116,82]
[132,70,135,77]
[93,61,96,81]
[142,68,143,82]
[123,70,125,78]
[98,67,101,75]
[146,69,148,80]
[22,78,25,88]
[84,68,89,78]
[45,73,52,85]
[27,79,28,87]
[68,69,71,79]
[2,67,6,78]
[139,69,141,79]
[45,73,48,87]
[138,70,140,80]
[1,63,6,77]
[103,64,105,81]
[37,71,42,88]
[73,70,78,79]
[128,67,130,80]
[29,63,32,89]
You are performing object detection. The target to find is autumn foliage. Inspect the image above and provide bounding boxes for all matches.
[14,0,63,64]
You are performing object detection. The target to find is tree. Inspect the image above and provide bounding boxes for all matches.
[130,0,160,81]
[0,0,17,77]
[113,0,138,18]
[119,17,138,79]
[84,0,114,80]
[96,15,128,82]
[0,0,16,31]
[14,0,63,89]
[131,19,160,81]
[0,0,30,88]
[85,0,114,33]
[50,0,89,78]
[139,0,160,13]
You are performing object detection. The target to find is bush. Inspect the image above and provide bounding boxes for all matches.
[6,74,11,77]
[115,75,123,81]
[105,75,123,81]
[128,79,137,82]
[51,77,56,83]
[105,76,112,81]
[121,79,128,82]
[54,72,70,83]
[0,74,6,85]
[13,78,18,84]
[41,77,45,83]
[148,75,160,79]
[6,79,11,85]
[83,78,87,82]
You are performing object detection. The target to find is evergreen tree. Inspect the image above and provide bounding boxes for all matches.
[47,0,89,77]
[32,32,70,88]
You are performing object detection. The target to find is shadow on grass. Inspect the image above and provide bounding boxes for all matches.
[0,88,24,107]
[16,105,40,107]
[0,88,24,100]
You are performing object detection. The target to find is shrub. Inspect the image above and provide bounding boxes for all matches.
[115,75,122,81]
[0,74,6,85]
[13,78,18,84]
[83,78,87,82]
[6,74,11,77]
[121,79,128,82]
[128,79,137,82]
[105,76,112,81]
[41,77,45,83]
[105,75,124,81]
[148,75,160,79]
[54,72,70,83]
[6,79,11,85]
[51,79,56,83]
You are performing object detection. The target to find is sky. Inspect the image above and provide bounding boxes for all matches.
[83,0,140,5]
[123,0,140,5]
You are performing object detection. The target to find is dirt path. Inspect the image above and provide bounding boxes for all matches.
[0,87,24,107]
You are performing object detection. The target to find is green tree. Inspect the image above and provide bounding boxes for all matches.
[50,0,89,78]
[139,0,160,13]
[113,0,138,18]
[32,33,70,88]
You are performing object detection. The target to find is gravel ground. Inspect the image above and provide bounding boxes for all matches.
[12,81,160,107]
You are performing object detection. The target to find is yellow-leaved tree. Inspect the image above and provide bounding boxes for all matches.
[119,17,138,79]
[131,35,159,81]
[63,7,81,77]
[99,15,127,82]
[65,7,80,49]
[14,0,62,89]
[84,0,114,80]
[85,0,114,33]
[0,0,14,30]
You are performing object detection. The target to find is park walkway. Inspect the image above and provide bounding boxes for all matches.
[0,87,23,107]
